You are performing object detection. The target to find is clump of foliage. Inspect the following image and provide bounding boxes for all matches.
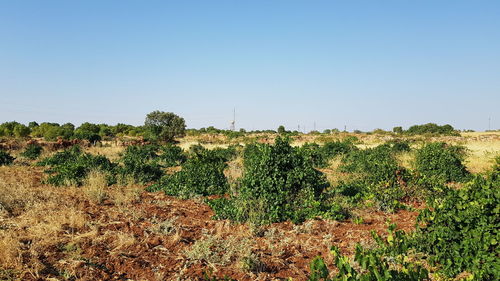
[157,144,187,167]
[339,145,408,211]
[20,143,43,160]
[414,142,469,183]
[118,145,163,184]
[0,121,31,138]
[144,110,186,143]
[299,140,357,168]
[0,149,15,165]
[308,226,428,280]
[38,146,116,186]
[405,123,459,136]
[148,147,229,198]
[74,122,101,143]
[209,137,346,225]
[385,139,412,152]
[415,176,499,279]
[31,122,75,140]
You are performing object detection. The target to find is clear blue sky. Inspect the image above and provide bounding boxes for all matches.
[1,1,499,131]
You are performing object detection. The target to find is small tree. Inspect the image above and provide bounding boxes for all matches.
[393,126,403,134]
[144,111,186,143]
[277,125,286,134]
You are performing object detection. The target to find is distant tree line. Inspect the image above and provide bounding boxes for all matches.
[392,123,460,136]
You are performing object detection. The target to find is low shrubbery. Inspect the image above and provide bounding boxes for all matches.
[148,148,229,198]
[415,176,499,279]
[414,142,469,183]
[37,146,116,186]
[20,143,43,160]
[338,145,409,211]
[0,149,15,165]
[309,174,499,281]
[308,225,428,281]
[118,145,164,184]
[208,138,347,225]
[299,140,357,168]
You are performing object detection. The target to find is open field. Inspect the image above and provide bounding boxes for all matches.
[1,131,499,280]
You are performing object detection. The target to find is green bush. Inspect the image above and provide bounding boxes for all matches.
[209,137,343,225]
[299,141,357,168]
[0,150,15,165]
[415,176,499,279]
[20,143,43,160]
[147,148,229,198]
[38,146,116,186]
[118,145,163,184]
[339,145,408,211]
[157,144,187,167]
[414,142,469,183]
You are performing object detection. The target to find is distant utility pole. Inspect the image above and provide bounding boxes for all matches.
[488,117,491,131]
[298,125,300,132]
[230,108,235,131]
[314,122,316,132]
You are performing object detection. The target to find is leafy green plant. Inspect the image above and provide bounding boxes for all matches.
[308,226,428,281]
[148,148,229,198]
[339,145,409,211]
[0,149,15,165]
[118,145,163,184]
[415,176,499,279]
[38,146,116,186]
[20,143,43,160]
[414,142,469,183]
[209,137,342,225]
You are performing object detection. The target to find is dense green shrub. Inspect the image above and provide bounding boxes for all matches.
[299,141,357,168]
[385,139,412,152]
[118,145,163,184]
[20,143,43,160]
[414,142,469,183]
[0,150,15,165]
[38,146,116,186]
[74,122,101,143]
[0,121,30,138]
[405,123,459,136]
[339,145,408,211]
[209,137,343,224]
[416,176,499,279]
[158,144,187,167]
[148,148,229,198]
[31,122,74,141]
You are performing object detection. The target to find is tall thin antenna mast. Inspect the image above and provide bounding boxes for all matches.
[230,108,236,131]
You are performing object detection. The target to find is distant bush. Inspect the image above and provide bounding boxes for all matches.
[405,123,459,136]
[416,176,499,279]
[0,150,15,165]
[74,122,101,143]
[0,121,30,138]
[38,146,116,186]
[414,142,469,183]
[148,148,229,198]
[21,143,43,160]
[144,111,186,143]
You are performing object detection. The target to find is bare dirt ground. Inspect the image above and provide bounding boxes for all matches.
[0,166,418,281]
